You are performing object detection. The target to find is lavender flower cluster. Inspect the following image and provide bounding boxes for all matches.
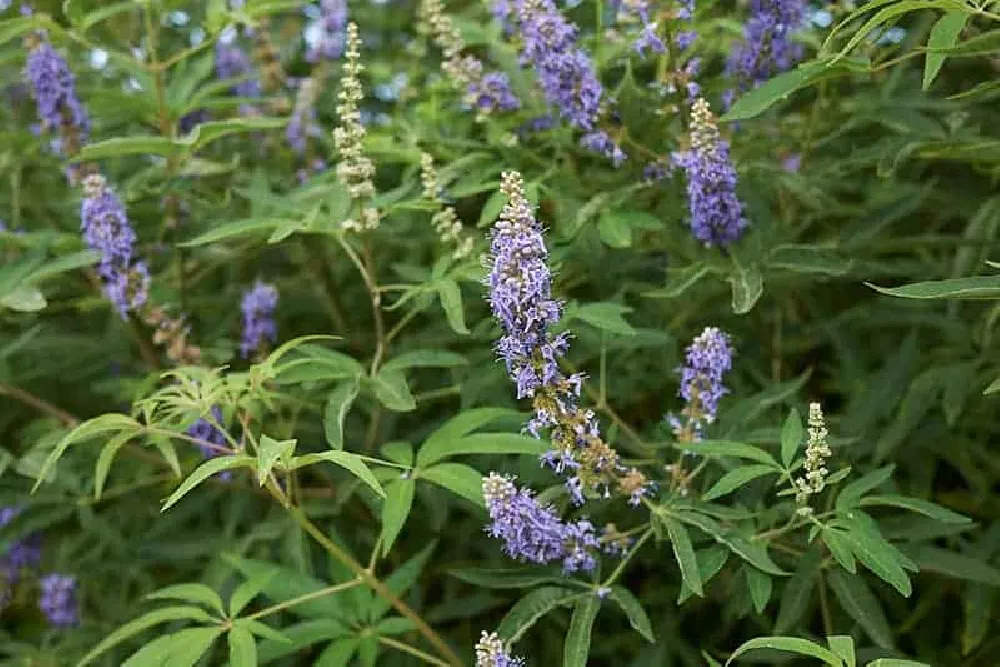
[240,281,278,359]
[307,0,349,62]
[674,0,696,50]
[80,174,150,317]
[1,507,78,626]
[614,0,666,57]
[215,41,261,116]
[667,327,735,443]
[483,474,603,573]
[24,35,89,155]
[671,98,749,246]
[496,0,624,164]
[726,0,807,102]
[486,171,650,506]
[475,630,525,667]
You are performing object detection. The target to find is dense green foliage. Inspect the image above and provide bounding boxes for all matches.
[2,1,1000,666]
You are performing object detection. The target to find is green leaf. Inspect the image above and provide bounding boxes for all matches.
[678,546,729,603]
[26,250,99,283]
[678,440,779,466]
[826,636,856,667]
[187,117,288,152]
[381,349,468,372]
[676,511,787,575]
[827,569,894,650]
[229,625,258,667]
[0,16,43,46]
[290,451,385,498]
[703,465,780,502]
[729,262,764,314]
[598,212,632,248]
[420,463,487,508]
[379,479,416,556]
[726,636,844,666]
[608,586,655,642]
[75,136,185,161]
[478,189,506,227]
[34,414,142,491]
[745,567,772,613]
[223,555,352,621]
[93,430,136,500]
[643,263,713,299]
[448,566,565,589]
[867,275,1000,300]
[767,245,853,276]
[775,547,821,632]
[257,435,295,487]
[661,515,703,597]
[161,456,255,511]
[323,378,360,450]
[417,432,546,468]
[0,285,46,312]
[229,569,278,617]
[961,585,993,655]
[122,626,223,667]
[497,587,578,643]
[836,466,895,510]
[180,218,283,247]
[75,606,215,667]
[905,545,1000,586]
[437,279,469,334]
[372,369,417,412]
[924,12,968,90]
[564,596,600,667]
[823,528,858,574]
[781,408,803,468]
[147,583,225,617]
[315,637,360,666]
[722,58,868,122]
[567,302,636,336]
[421,408,523,452]
[858,495,971,524]
[866,661,930,667]
[369,543,437,621]
[839,526,912,597]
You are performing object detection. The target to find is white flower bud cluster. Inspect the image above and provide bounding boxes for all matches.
[419,152,474,259]
[334,23,379,232]
[795,402,832,511]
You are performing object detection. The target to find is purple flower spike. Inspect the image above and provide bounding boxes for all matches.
[668,327,735,442]
[39,574,79,627]
[80,174,150,317]
[475,631,526,667]
[307,0,348,62]
[240,281,278,358]
[24,37,90,150]
[215,42,260,116]
[726,0,807,99]
[482,473,599,573]
[671,98,749,246]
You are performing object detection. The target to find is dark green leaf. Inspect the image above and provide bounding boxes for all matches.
[827,569,894,650]
[781,408,803,468]
[497,587,579,643]
[924,12,969,90]
[419,463,487,508]
[609,586,655,642]
[323,379,360,450]
[563,596,600,667]
[379,479,416,556]
[702,465,780,502]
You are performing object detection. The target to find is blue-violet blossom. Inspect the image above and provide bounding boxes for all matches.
[240,281,278,358]
[24,35,90,153]
[307,0,348,62]
[38,574,78,627]
[667,326,734,442]
[80,174,150,317]
[475,631,525,667]
[726,0,806,100]
[671,98,749,246]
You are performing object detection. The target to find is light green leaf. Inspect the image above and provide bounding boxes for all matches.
[678,546,729,603]
[497,587,579,643]
[729,262,764,315]
[26,250,100,283]
[437,280,469,334]
[187,117,287,152]
[781,408,803,468]
[380,479,416,556]
[372,369,417,412]
[180,218,283,247]
[858,495,971,524]
[726,636,844,666]
[229,570,278,617]
[161,456,255,510]
[568,302,636,336]
[564,596,600,667]
[315,638,360,666]
[866,660,930,667]
[257,435,295,487]
[609,586,655,642]
[290,451,385,498]
[0,16,43,46]
[93,430,137,499]
[924,12,968,90]
[827,569,894,649]
[122,626,222,667]
[75,606,215,667]
[323,378,360,450]
[419,463,487,508]
[76,136,185,161]
[228,625,258,667]
[422,408,523,451]
[678,440,779,466]
[826,636,856,667]
[745,567,772,613]
[661,515,703,597]
[147,583,225,617]
[34,414,142,491]
[0,285,46,312]
[416,432,546,468]
[598,212,632,248]
[868,276,1000,300]
[703,465,780,502]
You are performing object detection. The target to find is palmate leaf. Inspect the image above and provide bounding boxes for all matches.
[32,413,143,491]
[76,606,217,667]
[121,626,223,667]
[146,583,225,617]
[161,455,256,511]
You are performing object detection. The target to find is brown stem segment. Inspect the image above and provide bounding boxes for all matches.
[287,506,464,667]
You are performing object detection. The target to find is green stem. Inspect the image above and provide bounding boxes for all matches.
[379,636,452,667]
[287,506,464,667]
[602,527,655,587]
[244,578,363,621]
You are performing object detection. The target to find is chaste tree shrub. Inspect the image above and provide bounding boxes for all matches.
[1,0,999,665]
